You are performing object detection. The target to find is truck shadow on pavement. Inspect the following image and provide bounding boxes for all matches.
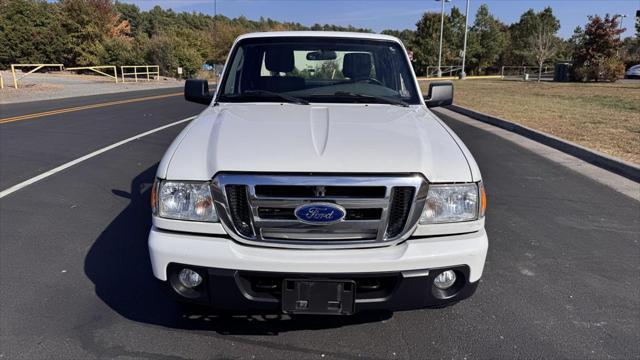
[84,164,391,335]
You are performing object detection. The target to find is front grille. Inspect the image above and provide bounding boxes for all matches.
[213,174,428,248]
[386,187,415,238]
[258,207,296,220]
[255,185,386,198]
[225,185,254,237]
[257,207,382,221]
[345,208,383,220]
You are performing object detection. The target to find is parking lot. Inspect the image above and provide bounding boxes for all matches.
[0,88,638,359]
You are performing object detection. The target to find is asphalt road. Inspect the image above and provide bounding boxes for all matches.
[0,89,638,359]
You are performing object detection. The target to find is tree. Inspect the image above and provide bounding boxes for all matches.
[209,19,245,64]
[508,7,560,68]
[147,31,202,77]
[58,0,127,66]
[381,29,415,47]
[0,0,69,67]
[530,23,558,81]
[571,14,625,82]
[469,5,507,72]
[621,14,640,68]
[444,6,466,65]
[568,26,585,55]
[412,12,442,75]
[113,2,142,35]
[621,36,640,69]
[507,9,537,65]
[410,6,469,76]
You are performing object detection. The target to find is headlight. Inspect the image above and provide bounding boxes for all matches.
[419,183,485,224]
[152,180,218,222]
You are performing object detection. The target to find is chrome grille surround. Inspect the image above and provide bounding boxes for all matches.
[211,173,428,249]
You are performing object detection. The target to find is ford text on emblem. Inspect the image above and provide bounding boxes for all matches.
[294,203,346,225]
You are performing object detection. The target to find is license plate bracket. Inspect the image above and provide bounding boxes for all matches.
[282,279,355,315]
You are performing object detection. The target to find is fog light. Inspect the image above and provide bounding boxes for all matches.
[178,268,202,288]
[434,270,456,289]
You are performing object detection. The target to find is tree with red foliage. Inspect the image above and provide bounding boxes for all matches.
[571,14,626,82]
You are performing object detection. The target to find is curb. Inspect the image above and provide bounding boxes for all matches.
[447,104,640,183]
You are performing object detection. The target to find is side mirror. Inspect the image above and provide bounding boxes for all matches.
[185,79,214,105]
[424,81,453,108]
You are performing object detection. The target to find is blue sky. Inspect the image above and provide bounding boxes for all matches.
[121,0,639,39]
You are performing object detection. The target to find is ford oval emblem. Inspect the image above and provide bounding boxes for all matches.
[294,203,346,225]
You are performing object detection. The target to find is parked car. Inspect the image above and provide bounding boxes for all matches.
[625,64,640,79]
[149,31,488,315]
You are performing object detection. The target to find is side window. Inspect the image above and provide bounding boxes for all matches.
[224,47,244,94]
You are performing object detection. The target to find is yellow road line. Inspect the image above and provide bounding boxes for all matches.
[0,92,182,124]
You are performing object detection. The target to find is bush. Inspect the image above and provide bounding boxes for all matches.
[147,33,203,78]
[573,58,625,82]
[599,58,625,82]
[100,36,147,67]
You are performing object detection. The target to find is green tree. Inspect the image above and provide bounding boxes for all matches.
[100,34,146,67]
[412,12,441,75]
[381,29,415,48]
[621,15,640,67]
[567,26,585,55]
[468,4,507,72]
[445,6,466,64]
[147,31,203,77]
[0,0,68,67]
[0,0,409,77]
[410,7,468,76]
[508,7,560,66]
[58,0,116,65]
[113,1,142,35]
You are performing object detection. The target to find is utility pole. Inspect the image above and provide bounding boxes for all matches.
[213,0,218,82]
[619,14,627,38]
[619,14,627,30]
[616,14,627,57]
[436,0,450,77]
[460,0,470,79]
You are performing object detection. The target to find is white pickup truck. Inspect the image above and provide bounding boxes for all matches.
[149,31,487,315]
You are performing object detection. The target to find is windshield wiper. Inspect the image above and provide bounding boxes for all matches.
[225,90,309,105]
[332,91,409,107]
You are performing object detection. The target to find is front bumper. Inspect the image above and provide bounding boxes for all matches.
[149,227,488,281]
[165,264,479,313]
[149,227,488,312]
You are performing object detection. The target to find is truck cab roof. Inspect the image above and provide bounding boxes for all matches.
[235,31,402,44]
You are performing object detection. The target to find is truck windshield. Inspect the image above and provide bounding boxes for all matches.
[217,37,421,105]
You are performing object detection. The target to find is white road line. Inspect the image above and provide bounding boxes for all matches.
[0,116,196,199]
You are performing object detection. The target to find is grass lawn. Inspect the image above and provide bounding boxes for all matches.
[420,80,640,165]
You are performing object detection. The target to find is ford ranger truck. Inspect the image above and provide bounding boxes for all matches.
[149,31,488,315]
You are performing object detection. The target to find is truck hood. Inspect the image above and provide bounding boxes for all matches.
[160,103,474,182]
